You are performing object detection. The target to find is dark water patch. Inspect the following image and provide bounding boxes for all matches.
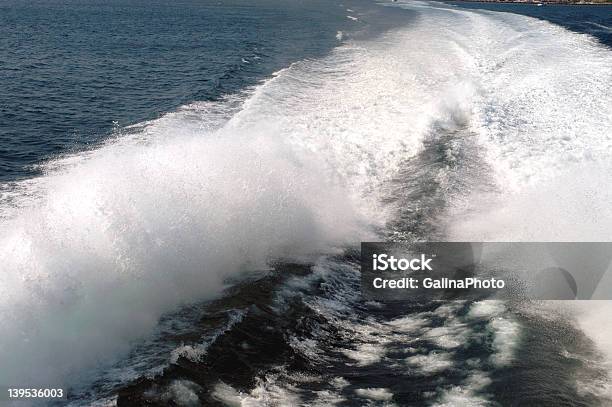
[385,124,494,242]
[488,306,609,406]
[115,263,316,405]
[114,255,499,405]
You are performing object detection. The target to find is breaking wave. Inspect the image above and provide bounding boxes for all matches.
[0,1,610,400]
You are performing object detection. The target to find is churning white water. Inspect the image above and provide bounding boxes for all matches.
[0,0,610,393]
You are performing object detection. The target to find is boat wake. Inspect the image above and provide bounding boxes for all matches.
[0,1,611,405]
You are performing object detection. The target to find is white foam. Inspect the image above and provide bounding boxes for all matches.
[382,2,611,242]
[433,372,492,407]
[331,377,350,389]
[4,14,452,383]
[1,0,610,392]
[425,322,470,350]
[212,379,302,407]
[433,302,465,318]
[448,165,612,242]
[488,317,521,367]
[388,315,430,332]
[86,397,118,407]
[0,124,366,386]
[468,300,505,319]
[467,301,520,367]
[311,390,346,406]
[354,387,393,401]
[386,0,611,384]
[342,343,386,366]
[406,351,454,374]
[211,383,245,407]
[162,380,202,407]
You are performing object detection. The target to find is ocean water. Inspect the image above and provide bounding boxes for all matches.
[0,0,355,183]
[1,0,611,405]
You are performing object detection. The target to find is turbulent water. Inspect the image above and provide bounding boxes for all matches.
[1,0,612,405]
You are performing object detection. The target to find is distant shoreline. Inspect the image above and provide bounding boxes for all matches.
[447,0,612,5]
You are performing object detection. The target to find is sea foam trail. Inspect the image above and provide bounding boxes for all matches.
[387,0,612,401]
[1,0,611,394]
[0,7,454,387]
[405,0,612,395]
[0,114,365,387]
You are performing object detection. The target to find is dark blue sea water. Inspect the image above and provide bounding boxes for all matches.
[0,0,353,182]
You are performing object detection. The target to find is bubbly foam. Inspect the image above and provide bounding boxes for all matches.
[401,0,612,393]
[0,2,461,386]
[354,387,394,401]
[1,0,611,394]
